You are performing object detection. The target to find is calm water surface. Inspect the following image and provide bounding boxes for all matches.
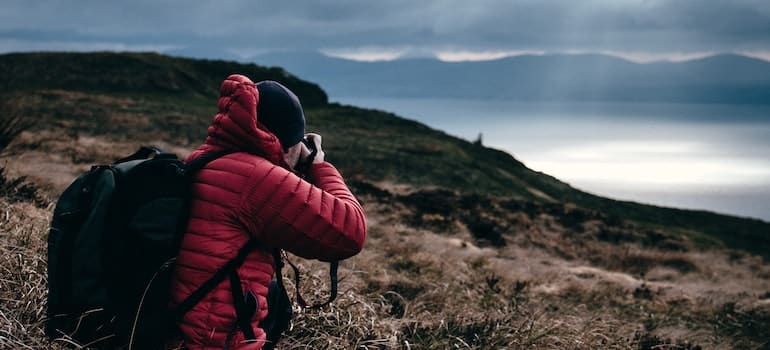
[336,97,770,221]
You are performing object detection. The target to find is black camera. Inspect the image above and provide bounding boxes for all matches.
[301,136,317,152]
[296,136,318,174]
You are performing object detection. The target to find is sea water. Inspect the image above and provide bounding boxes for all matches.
[335,97,770,222]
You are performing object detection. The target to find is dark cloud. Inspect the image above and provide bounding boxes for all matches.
[0,0,768,55]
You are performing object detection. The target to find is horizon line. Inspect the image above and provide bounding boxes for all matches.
[320,49,770,64]
[2,47,769,65]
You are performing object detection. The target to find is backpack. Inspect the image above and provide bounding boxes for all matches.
[46,146,234,348]
[46,146,340,349]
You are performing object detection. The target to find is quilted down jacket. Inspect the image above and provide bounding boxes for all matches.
[168,74,367,349]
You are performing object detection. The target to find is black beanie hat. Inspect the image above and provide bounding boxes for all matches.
[256,80,305,148]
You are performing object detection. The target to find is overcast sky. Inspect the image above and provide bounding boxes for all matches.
[1,0,769,62]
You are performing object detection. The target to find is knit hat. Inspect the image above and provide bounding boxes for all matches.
[256,80,306,148]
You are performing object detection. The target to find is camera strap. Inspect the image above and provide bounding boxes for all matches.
[274,250,339,309]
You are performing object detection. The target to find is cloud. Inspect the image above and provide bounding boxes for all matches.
[0,0,768,56]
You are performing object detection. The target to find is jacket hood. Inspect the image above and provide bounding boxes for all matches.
[196,74,288,167]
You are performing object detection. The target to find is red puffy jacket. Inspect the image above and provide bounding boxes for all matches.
[168,74,366,349]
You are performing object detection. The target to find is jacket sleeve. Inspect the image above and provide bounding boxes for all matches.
[239,161,366,261]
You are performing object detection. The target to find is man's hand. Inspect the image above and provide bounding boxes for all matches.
[300,133,325,164]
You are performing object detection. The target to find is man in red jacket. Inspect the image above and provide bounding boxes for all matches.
[168,75,367,349]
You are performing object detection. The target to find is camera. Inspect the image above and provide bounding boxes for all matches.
[301,136,317,152]
[295,136,318,174]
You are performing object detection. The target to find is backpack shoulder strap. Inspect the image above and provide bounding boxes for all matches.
[184,150,233,174]
[228,270,257,341]
[174,238,258,321]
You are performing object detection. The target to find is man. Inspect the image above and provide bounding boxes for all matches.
[168,74,367,349]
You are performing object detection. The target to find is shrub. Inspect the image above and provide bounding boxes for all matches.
[0,96,37,156]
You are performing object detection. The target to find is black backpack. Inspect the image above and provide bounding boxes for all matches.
[46,146,337,349]
[46,146,236,348]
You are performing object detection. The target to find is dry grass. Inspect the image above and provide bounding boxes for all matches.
[0,96,40,157]
[0,199,57,350]
[1,150,769,349]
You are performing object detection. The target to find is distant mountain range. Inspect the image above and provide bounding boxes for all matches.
[252,51,770,104]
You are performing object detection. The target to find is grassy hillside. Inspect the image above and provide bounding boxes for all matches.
[1,52,770,349]
[1,52,768,257]
[0,51,328,107]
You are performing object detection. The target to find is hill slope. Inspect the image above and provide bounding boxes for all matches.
[1,52,770,349]
[1,51,768,257]
[0,51,328,107]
